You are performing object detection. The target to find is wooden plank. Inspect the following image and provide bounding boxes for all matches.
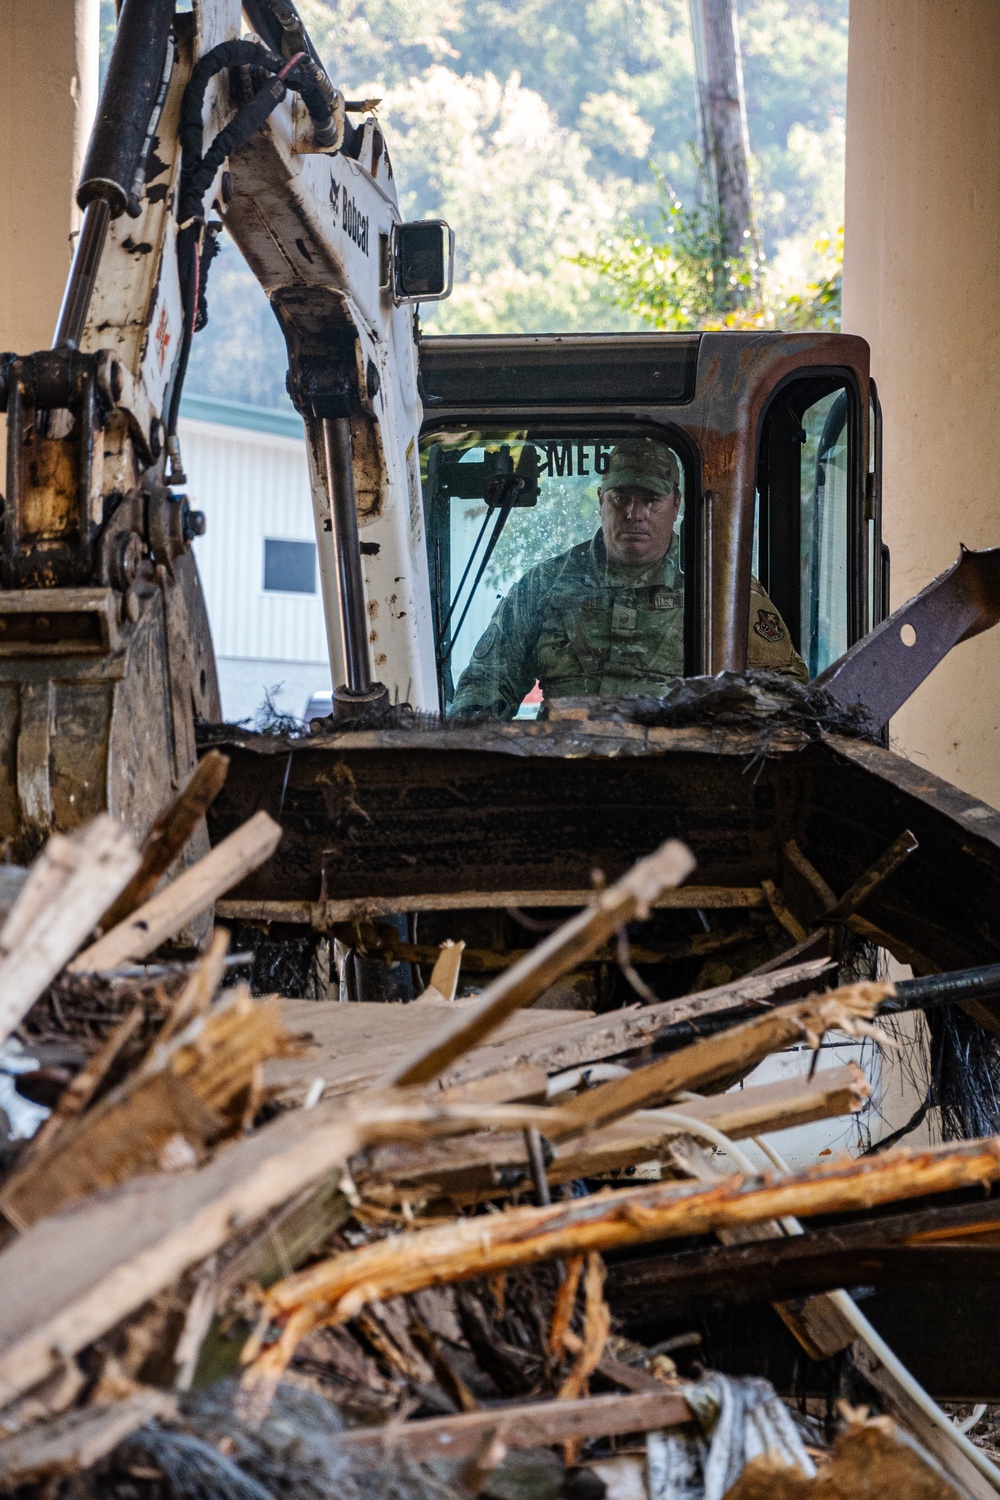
[761,879,807,942]
[257,1139,1000,1338]
[678,1064,871,1139]
[265,958,835,1105]
[266,997,591,1103]
[749,929,830,976]
[99,750,230,932]
[783,838,837,911]
[606,1196,1000,1317]
[388,841,695,1087]
[218,883,764,927]
[359,1065,871,1202]
[434,1064,549,1107]
[70,811,282,972]
[0,817,140,1045]
[548,982,891,1140]
[752,830,919,978]
[0,1393,176,1486]
[0,1091,570,1405]
[824,829,919,923]
[329,1390,693,1460]
[441,958,837,1085]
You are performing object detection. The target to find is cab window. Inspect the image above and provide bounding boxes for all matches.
[754,374,864,677]
[421,427,694,713]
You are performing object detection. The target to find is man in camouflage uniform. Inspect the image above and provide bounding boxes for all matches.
[450,437,806,718]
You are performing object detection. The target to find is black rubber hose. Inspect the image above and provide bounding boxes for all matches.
[890,962,1000,1014]
[179,71,289,223]
[167,33,337,449]
[178,39,335,225]
[240,0,286,54]
[243,0,323,69]
[243,0,356,152]
[178,39,280,222]
[642,960,1000,1054]
[78,0,176,217]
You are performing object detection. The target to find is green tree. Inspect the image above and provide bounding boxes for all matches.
[379,65,637,334]
[579,165,840,332]
[94,0,849,404]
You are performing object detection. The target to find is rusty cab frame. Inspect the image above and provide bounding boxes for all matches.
[417,330,885,707]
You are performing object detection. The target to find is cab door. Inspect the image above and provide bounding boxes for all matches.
[753,369,883,677]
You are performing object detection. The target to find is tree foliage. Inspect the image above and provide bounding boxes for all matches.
[578,168,841,332]
[98,0,848,403]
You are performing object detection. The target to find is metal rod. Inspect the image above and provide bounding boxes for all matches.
[321,415,372,693]
[435,504,491,652]
[523,1125,552,1207]
[448,504,513,657]
[53,198,112,350]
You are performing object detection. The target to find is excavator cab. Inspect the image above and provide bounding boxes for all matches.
[419,331,883,712]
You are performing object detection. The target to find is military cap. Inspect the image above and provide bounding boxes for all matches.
[600,438,680,496]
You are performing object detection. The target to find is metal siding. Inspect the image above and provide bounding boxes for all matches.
[178,416,329,665]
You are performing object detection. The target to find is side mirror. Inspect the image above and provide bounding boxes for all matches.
[391,220,455,302]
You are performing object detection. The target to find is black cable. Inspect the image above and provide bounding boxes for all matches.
[435,505,492,653]
[448,505,514,657]
[178,40,334,224]
[166,39,336,456]
[889,961,1000,1014]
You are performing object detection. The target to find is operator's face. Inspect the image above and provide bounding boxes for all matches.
[599,484,681,566]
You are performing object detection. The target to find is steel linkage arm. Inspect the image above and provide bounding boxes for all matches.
[814,544,1000,728]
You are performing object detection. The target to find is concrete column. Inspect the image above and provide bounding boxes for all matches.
[0,0,99,355]
[843,1,1000,809]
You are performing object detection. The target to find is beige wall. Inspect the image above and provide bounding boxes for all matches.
[0,0,98,354]
[843,1,1000,808]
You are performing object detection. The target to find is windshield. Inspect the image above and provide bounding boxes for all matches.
[422,428,688,716]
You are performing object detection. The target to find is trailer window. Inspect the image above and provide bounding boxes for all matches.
[421,428,692,715]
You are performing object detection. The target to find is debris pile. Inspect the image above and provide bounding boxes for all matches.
[0,757,997,1498]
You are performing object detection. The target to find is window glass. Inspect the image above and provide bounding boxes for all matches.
[263,538,316,594]
[422,429,687,713]
[799,391,848,675]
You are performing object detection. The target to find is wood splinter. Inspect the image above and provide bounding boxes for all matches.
[242,1137,1000,1395]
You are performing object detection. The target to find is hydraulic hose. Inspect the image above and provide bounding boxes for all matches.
[167,38,338,470]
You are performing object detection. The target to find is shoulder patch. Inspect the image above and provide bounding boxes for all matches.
[472,622,500,660]
[753,608,785,644]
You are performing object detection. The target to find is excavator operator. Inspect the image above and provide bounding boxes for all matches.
[450,437,806,718]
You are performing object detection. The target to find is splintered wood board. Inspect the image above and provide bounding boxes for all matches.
[267,997,594,1101]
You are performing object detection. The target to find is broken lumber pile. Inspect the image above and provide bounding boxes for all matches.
[0,789,997,1500]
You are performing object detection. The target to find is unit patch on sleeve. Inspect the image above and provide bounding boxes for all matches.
[473,622,500,660]
[753,608,785,643]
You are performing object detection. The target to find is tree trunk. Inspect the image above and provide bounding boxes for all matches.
[689,0,758,301]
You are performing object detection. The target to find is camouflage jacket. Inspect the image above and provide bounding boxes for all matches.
[450,530,806,719]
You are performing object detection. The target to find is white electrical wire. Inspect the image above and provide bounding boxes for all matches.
[957,1404,989,1436]
[657,1101,1000,1493]
[546,1063,631,1098]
